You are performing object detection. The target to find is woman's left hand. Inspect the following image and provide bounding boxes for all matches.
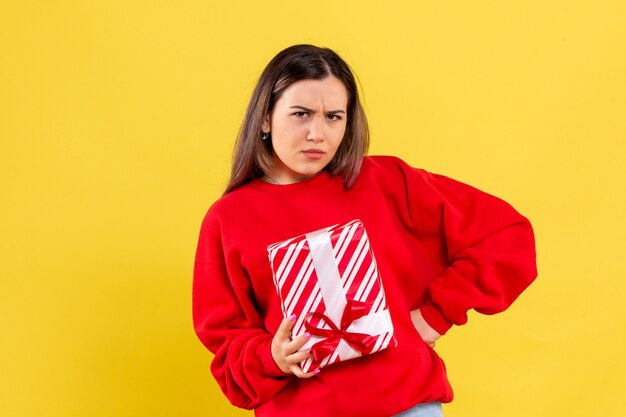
[410,309,442,348]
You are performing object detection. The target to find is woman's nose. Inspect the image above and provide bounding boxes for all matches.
[306,116,325,142]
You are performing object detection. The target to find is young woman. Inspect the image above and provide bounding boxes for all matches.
[192,44,537,417]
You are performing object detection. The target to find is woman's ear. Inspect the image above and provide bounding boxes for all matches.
[261,113,270,133]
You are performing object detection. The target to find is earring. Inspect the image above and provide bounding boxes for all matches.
[262,132,269,141]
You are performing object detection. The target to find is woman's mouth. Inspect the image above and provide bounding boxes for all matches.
[302,149,325,160]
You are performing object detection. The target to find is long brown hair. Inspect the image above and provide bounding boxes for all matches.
[224,44,369,194]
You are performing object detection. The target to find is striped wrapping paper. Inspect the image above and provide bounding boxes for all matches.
[267,219,397,373]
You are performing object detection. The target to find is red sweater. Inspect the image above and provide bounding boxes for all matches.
[192,155,537,417]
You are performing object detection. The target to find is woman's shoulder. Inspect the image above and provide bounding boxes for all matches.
[360,155,429,181]
[198,182,258,226]
[363,154,424,170]
[211,182,258,211]
[358,155,470,198]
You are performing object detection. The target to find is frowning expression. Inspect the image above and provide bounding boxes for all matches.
[262,76,348,184]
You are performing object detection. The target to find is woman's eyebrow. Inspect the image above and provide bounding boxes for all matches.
[289,105,346,114]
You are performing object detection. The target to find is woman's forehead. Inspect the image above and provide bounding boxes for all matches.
[278,77,348,109]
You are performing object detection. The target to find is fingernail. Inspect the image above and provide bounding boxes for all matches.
[289,314,296,322]
[304,332,311,340]
[313,369,320,375]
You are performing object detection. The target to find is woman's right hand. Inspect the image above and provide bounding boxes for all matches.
[271,315,319,378]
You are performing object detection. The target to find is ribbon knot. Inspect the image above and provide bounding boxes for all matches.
[304,299,378,369]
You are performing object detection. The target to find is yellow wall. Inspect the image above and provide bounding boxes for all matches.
[2,1,625,416]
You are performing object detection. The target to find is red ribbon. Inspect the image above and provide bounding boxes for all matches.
[304,299,378,369]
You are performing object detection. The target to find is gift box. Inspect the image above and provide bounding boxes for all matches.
[267,219,396,373]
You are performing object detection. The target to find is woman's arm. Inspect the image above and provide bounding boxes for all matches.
[192,211,291,409]
[398,158,538,335]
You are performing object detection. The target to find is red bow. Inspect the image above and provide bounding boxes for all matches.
[304,300,378,370]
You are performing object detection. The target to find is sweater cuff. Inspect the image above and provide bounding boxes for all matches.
[419,302,454,335]
[257,339,290,378]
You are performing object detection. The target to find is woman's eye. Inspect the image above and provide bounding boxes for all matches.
[294,111,308,118]
[327,114,342,121]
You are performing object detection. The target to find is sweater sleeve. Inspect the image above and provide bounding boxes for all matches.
[397,160,538,335]
[192,208,291,409]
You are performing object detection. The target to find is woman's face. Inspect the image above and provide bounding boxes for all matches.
[262,76,349,184]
